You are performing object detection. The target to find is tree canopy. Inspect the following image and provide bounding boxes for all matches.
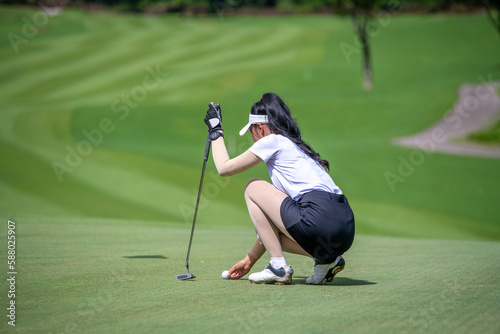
[0,0,492,14]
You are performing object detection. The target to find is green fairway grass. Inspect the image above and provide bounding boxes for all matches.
[1,218,499,333]
[1,5,500,333]
[1,7,499,238]
[468,87,500,143]
[468,119,500,143]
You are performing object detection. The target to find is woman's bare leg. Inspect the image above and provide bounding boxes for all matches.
[244,178,309,258]
[280,234,311,257]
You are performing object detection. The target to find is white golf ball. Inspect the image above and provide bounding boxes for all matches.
[221,270,230,279]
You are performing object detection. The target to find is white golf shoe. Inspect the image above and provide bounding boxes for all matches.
[306,256,345,285]
[248,264,294,285]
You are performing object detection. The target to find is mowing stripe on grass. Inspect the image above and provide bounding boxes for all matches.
[1,7,499,239]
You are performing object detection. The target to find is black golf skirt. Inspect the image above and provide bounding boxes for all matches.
[280,190,355,263]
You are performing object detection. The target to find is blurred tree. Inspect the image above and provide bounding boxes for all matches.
[484,0,500,38]
[0,0,491,14]
[332,0,394,91]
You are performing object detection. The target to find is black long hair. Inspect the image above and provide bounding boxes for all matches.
[251,93,330,171]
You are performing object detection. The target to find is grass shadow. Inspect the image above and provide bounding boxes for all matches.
[222,277,376,286]
[123,255,167,259]
[292,276,376,286]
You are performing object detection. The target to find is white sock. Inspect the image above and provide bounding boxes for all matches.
[270,257,287,269]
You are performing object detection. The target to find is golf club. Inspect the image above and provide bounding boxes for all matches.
[174,103,218,281]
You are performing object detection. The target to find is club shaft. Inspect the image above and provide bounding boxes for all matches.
[185,132,211,273]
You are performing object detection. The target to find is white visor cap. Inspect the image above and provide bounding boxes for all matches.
[239,114,269,136]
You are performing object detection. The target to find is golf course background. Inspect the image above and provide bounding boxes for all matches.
[1,5,499,333]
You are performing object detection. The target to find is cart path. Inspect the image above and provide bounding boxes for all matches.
[393,82,500,158]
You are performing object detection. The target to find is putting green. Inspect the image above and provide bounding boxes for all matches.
[1,218,499,333]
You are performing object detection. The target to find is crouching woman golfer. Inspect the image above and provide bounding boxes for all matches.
[204,93,355,285]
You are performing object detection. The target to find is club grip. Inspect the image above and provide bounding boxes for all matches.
[210,102,221,122]
[204,131,211,161]
[215,104,221,120]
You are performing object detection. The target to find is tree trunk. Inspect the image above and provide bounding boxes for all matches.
[351,10,373,91]
[360,30,373,91]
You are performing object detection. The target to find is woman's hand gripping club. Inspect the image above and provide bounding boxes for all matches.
[204,102,222,134]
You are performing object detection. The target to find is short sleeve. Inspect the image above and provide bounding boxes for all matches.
[248,134,280,163]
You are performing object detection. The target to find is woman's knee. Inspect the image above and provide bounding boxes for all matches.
[244,178,267,197]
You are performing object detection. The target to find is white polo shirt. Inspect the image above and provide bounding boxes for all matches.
[249,134,342,201]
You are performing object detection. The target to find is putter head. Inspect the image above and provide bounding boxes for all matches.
[174,273,196,281]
